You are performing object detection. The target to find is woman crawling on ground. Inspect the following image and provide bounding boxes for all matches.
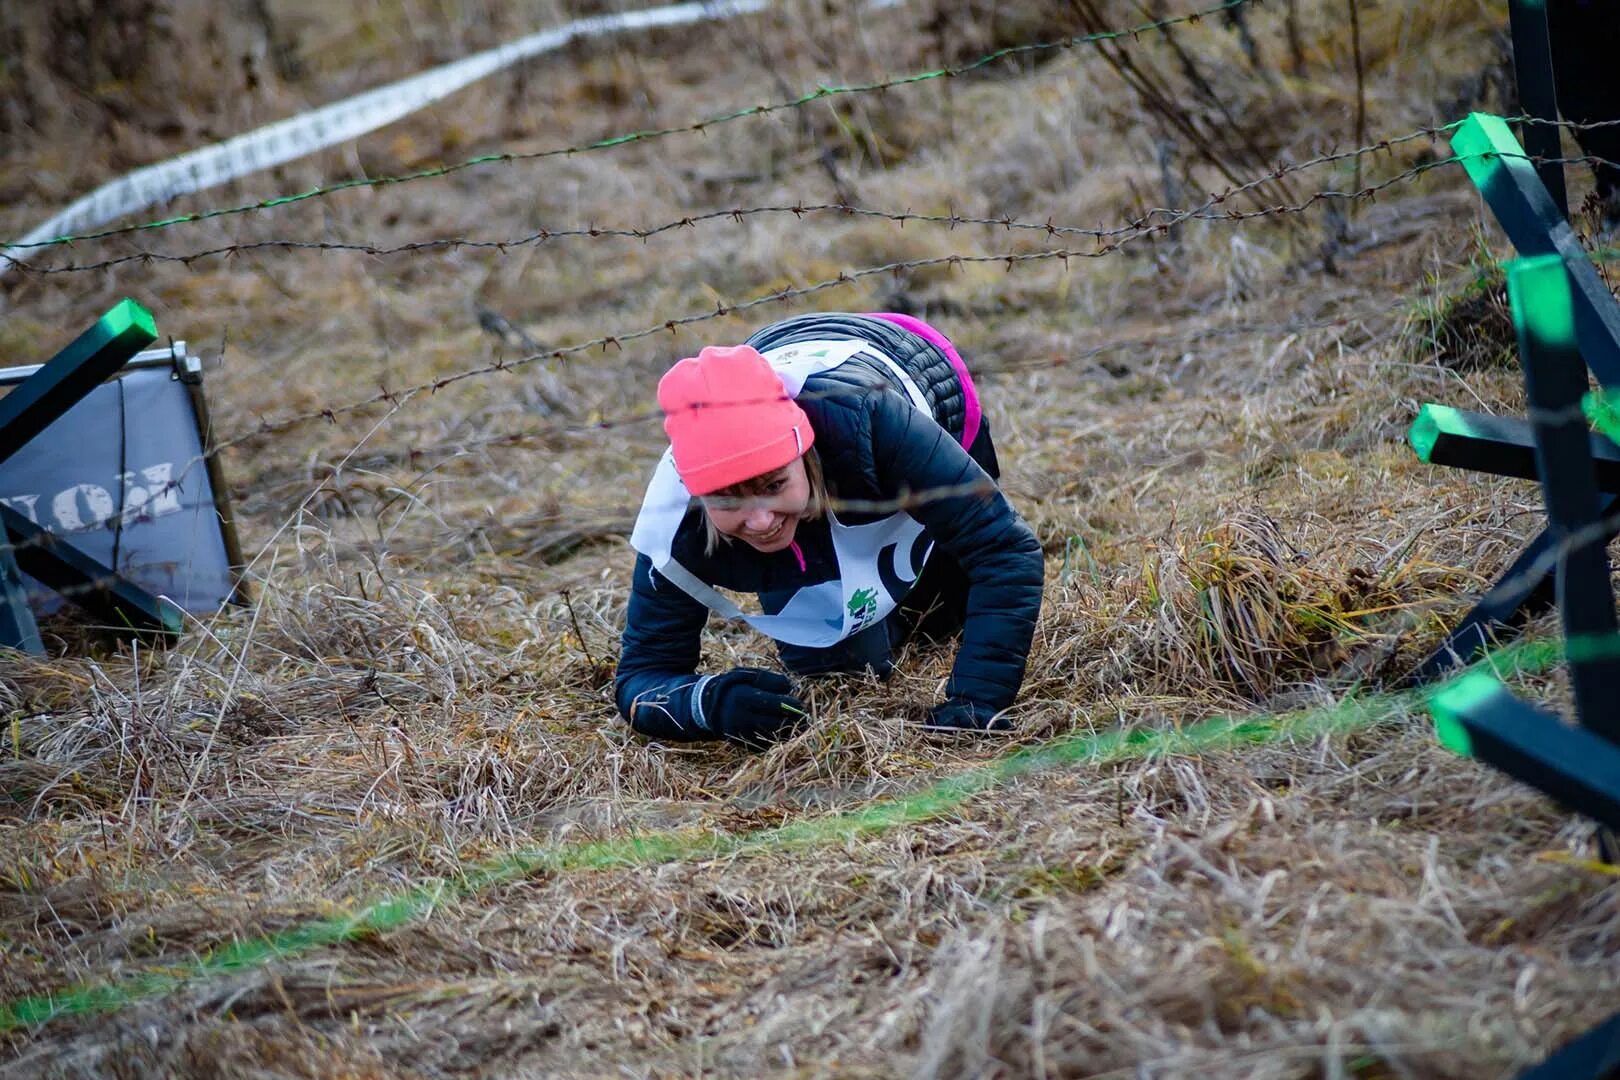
[615,312,1044,746]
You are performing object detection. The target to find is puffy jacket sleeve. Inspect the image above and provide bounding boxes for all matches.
[614,552,717,741]
[866,391,1044,711]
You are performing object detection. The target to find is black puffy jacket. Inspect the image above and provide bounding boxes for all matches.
[614,314,1044,740]
[745,313,970,441]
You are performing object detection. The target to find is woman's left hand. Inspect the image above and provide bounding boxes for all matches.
[921,697,1011,732]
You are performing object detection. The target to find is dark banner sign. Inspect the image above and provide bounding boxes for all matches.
[0,355,237,614]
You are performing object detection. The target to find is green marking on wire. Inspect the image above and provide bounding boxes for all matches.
[0,636,1562,1032]
[4,0,1259,253]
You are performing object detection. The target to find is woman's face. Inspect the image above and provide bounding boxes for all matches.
[701,456,811,553]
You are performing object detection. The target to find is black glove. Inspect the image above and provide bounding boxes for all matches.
[923,697,1011,732]
[697,667,808,747]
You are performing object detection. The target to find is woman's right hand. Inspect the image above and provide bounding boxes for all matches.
[698,667,808,747]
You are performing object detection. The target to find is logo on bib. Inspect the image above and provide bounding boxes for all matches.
[847,587,879,632]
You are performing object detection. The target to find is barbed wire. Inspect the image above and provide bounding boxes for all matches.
[1,141,1602,571]
[293,307,1400,477]
[13,291,1596,615]
[18,137,1620,281]
[4,119,1467,276]
[1,111,1550,553]
[0,301,1374,608]
[239,297,1427,562]
[7,319,1614,672]
[0,0,1261,261]
[205,237,1620,678]
[2,0,1618,646]
[1520,115,1620,131]
[0,156,1423,574]
[0,289,1397,595]
[199,154,1561,455]
[0,144,1526,577]
[2,145,1612,604]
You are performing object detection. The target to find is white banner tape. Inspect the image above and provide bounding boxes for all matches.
[2,0,788,271]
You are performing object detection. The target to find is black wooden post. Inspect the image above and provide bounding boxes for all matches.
[1407,114,1620,683]
[1409,402,1620,490]
[1432,672,1620,831]
[1451,114,1620,383]
[1507,254,1620,741]
[1508,0,1569,218]
[0,299,157,466]
[0,506,183,640]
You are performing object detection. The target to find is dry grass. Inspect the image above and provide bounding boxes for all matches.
[2,0,1618,1076]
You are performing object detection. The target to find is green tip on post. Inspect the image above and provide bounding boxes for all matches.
[1428,670,1504,758]
[1506,254,1578,353]
[1408,404,1446,463]
[1449,113,1522,190]
[99,298,157,342]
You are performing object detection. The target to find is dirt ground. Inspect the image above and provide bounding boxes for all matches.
[1,1,1617,1076]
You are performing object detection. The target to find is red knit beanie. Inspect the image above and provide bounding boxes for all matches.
[657,345,815,496]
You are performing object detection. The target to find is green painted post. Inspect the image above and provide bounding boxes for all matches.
[1409,402,1620,490]
[1508,0,1569,217]
[1508,254,1620,742]
[1430,673,1620,830]
[1451,113,1620,385]
[1413,114,1620,684]
[0,298,156,466]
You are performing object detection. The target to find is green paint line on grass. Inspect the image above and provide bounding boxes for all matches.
[0,638,1561,1032]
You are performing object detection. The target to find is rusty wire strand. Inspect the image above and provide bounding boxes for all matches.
[202,149,1587,455]
[3,120,1463,275]
[0,0,1263,259]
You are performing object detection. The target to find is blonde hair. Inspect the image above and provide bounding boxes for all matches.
[702,448,828,556]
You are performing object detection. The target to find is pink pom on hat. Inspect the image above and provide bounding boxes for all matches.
[657,345,815,496]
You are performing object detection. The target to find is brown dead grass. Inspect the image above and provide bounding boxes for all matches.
[2,0,1618,1077]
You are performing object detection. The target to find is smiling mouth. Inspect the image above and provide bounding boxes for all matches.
[749,520,785,543]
